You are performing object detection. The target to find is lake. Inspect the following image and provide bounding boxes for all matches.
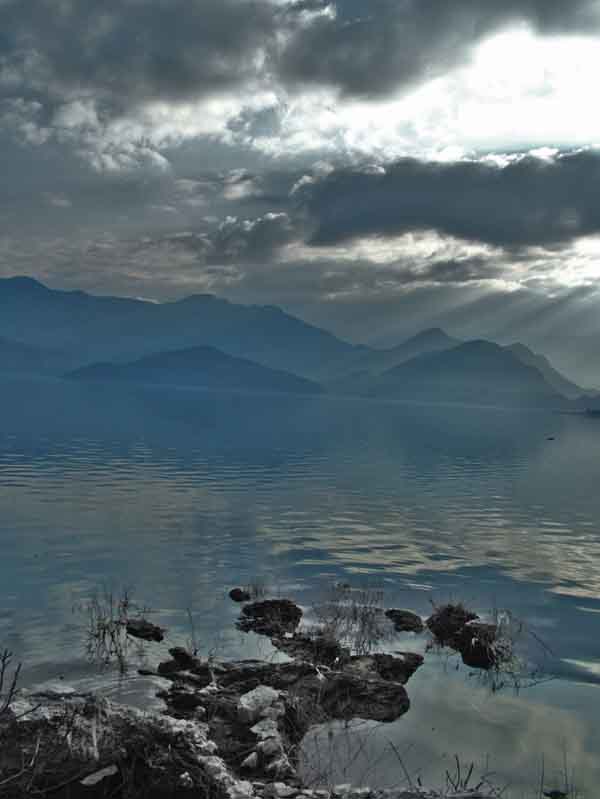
[1,376,599,795]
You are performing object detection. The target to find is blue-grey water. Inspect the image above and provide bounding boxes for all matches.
[1,375,599,795]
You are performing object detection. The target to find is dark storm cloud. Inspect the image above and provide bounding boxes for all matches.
[2,0,599,126]
[0,0,277,115]
[299,151,600,248]
[276,0,600,98]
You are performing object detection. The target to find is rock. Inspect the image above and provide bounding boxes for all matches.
[231,588,252,603]
[317,672,410,722]
[238,686,281,724]
[344,653,423,685]
[426,603,478,647]
[251,719,281,739]
[125,618,165,642]
[239,600,303,637]
[265,781,298,798]
[385,609,424,634]
[3,692,250,799]
[80,764,119,786]
[258,738,283,758]
[242,752,260,770]
[272,631,347,667]
[457,622,499,670]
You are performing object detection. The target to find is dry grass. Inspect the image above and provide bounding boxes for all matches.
[74,585,152,673]
[313,582,390,657]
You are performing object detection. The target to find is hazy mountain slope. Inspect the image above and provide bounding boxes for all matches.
[66,346,323,395]
[507,342,584,399]
[0,277,366,378]
[370,340,568,408]
[327,327,461,381]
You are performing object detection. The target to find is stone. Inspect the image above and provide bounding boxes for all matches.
[344,653,423,685]
[231,587,252,603]
[125,618,165,642]
[258,738,283,758]
[457,622,499,670]
[251,719,280,739]
[426,603,478,647]
[239,686,281,724]
[239,600,303,637]
[264,781,297,797]
[385,609,424,634]
[242,752,260,770]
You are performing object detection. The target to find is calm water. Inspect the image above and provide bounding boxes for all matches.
[1,376,600,794]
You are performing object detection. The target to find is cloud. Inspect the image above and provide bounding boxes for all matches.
[275,0,600,98]
[299,150,600,248]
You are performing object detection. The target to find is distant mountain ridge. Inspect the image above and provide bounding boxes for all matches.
[67,346,323,395]
[0,276,588,409]
[0,276,365,379]
[370,340,571,409]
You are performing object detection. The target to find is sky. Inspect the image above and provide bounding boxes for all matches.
[2,0,600,379]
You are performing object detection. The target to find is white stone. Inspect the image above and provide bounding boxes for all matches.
[264,782,297,798]
[258,737,283,758]
[228,780,255,799]
[250,718,280,739]
[241,752,259,770]
[80,765,118,786]
[238,686,280,724]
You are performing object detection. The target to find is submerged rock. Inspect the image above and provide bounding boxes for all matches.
[239,600,303,637]
[231,588,252,603]
[125,618,165,642]
[385,609,424,634]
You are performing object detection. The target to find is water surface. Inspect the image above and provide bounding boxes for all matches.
[1,376,599,794]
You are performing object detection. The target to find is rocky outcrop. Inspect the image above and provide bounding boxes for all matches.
[1,691,250,799]
[385,610,424,634]
[238,600,303,637]
[153,642,420,784]
[427,605,500,671]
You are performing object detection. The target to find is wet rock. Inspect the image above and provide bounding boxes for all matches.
[385,609,424,634]
[125,618,165,642]
[457,622,499,670]
[231,588,252,603]
[316,672,410,722]
[344,653,424,685]
[272,631,347,667]
[239,600,303,637]
[426,603,479,647]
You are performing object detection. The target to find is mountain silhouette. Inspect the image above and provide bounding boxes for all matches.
[66,346,323,395]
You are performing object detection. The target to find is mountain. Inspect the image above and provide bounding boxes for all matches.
[327,327,461,380]
[0,277,366,379]
[506,343,584,399]
[370,340,568,409]
[66,346,323,395]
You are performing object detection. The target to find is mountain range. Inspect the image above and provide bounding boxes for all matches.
[1,276,596,410]
[67,346,322,396]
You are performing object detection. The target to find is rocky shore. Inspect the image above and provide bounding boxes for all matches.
[1,594,505,798]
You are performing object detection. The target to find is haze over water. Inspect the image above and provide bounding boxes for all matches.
[1,376,599,792]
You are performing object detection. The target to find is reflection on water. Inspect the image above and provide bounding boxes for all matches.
[1,376,600,793]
